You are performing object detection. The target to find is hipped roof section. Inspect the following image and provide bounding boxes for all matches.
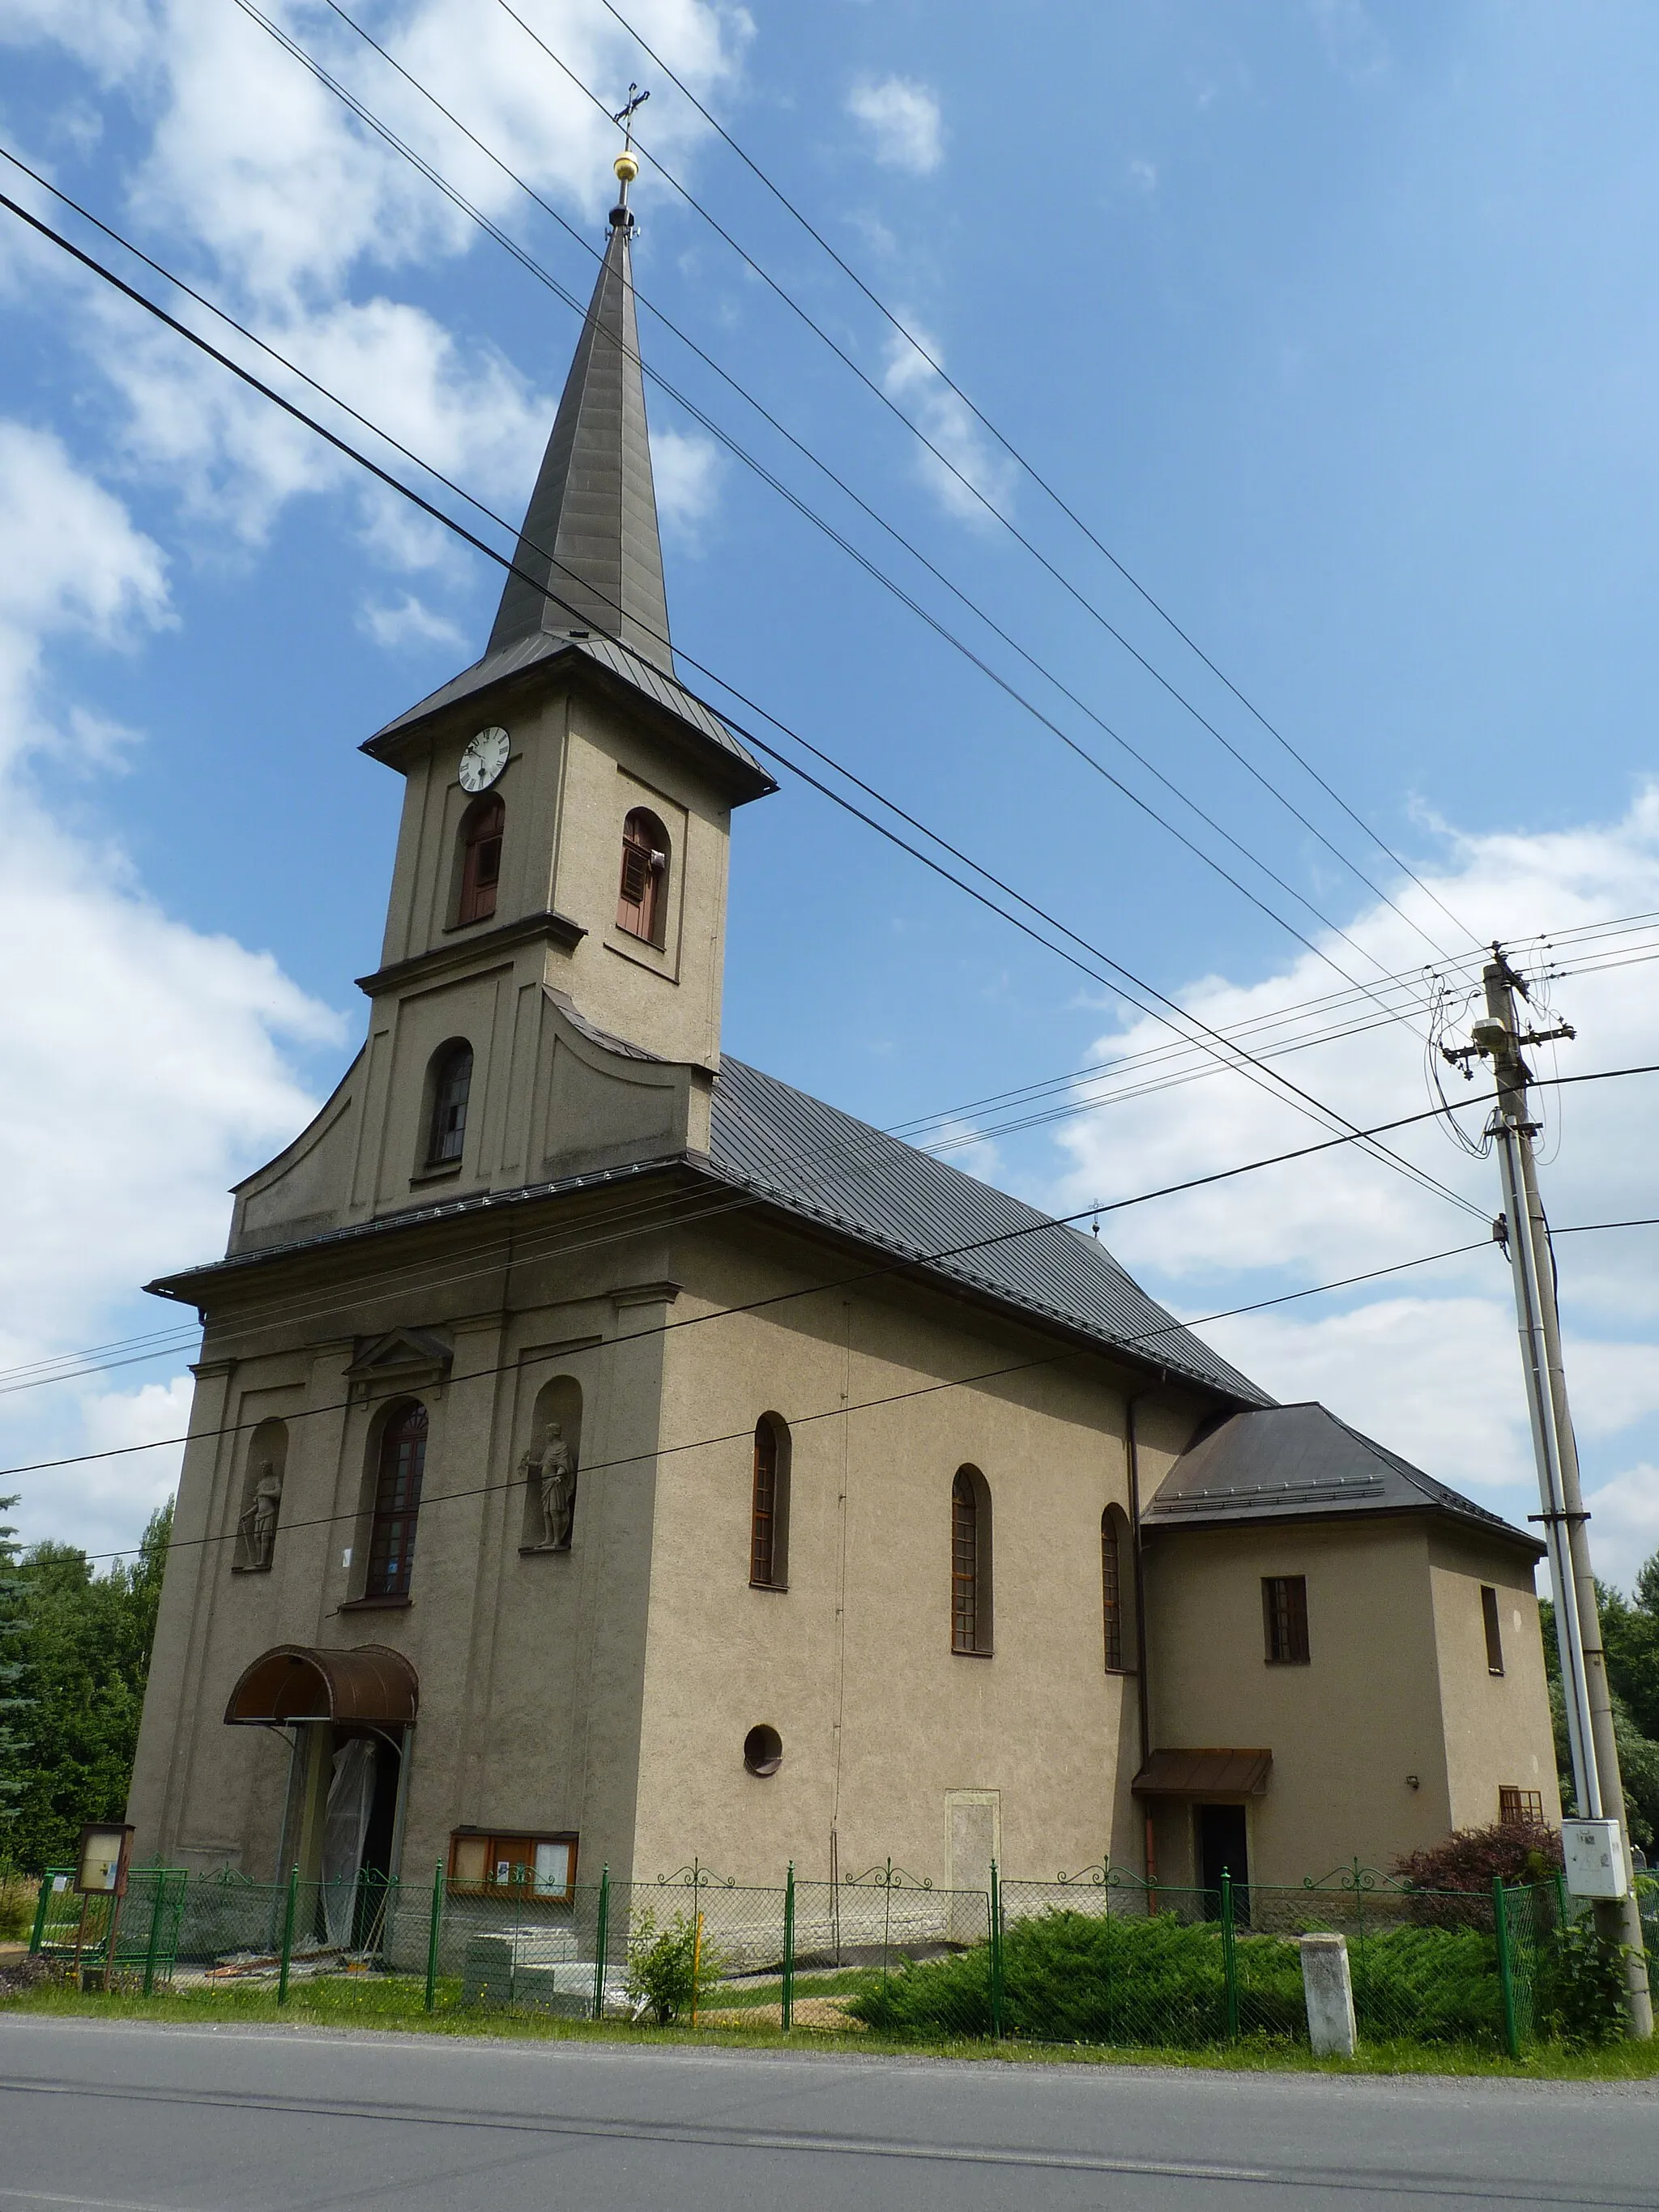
[1145,1400,1542,1555]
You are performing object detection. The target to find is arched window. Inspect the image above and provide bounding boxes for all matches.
[366,1400,428,1599]
[1102,1507,1124,1671]
[425,1042,473,1167]
[616,808,668,944]
[951,1467,992,1655]
[457,796,505,927]
[749,1415,791,1589]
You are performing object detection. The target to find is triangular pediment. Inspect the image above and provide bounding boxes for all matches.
[345,1328,454,1387]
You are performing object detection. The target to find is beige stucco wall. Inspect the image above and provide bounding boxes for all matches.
[626,1217,1192,1889]
[1427,1524,1560,1833]
[1141,1514,1555,1890]
[128,1191,686,1888]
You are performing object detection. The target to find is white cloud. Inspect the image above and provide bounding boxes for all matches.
[847,75,944,175]
[652,425,723,546]
[0,424,171,731]
[1584,1464,1659,1596]
[6,0,744,561]
[358,589,466,650]
[1128,158,1158,195]
[1307,0,1390,82]
[1040,789,1659,1585]
[0,421,340,1557]
[881,322,1017,525]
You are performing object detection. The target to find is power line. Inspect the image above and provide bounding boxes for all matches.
[2,1228,1508,1572]
[216,4,1439,1012]
[586,0,1481,954]
[4,1061,1654,1491]
[5,915,1651,1404]
[0,174,1487,1225]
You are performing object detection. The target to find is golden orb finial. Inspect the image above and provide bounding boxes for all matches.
[614,150,640,186]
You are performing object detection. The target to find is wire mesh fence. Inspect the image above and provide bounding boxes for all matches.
[19,1856,1581,2055]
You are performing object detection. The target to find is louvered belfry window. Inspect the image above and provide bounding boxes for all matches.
[951,1471,979,1653]
[616,808,667,942]
[750,1421,778,1587]
[1262,1575,1310,1664]
[1102,1510,1124,1672]
[366,1401,428,1599]
[427,1042,473,1166]
[458,797,505,926]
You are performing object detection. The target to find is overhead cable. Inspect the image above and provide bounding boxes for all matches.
[0,172,1488,1224]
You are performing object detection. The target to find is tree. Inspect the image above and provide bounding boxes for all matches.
[1542,1566,1659,1851]
[0,1498,28,1839]
[1,1501,173,1872]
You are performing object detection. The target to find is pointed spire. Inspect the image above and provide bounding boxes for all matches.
[488,151,672,673]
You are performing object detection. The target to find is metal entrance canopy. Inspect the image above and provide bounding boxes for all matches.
[1132,1748,1272,1798]
[224,1643,418,1728]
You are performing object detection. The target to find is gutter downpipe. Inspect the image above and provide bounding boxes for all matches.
[1125,1385,1159,1902]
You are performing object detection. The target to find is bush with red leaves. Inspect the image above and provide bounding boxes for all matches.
[1391,1822,1563,1928]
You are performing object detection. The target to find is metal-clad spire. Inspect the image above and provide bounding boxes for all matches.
[488,151,672,672]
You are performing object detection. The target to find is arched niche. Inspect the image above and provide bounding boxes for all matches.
[233,1417,289,1574]
[520,1375,582,1552]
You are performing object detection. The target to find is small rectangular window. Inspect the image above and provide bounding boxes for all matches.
[1481,1584,1505,1676]
[448,1831,578,1902]
[1262,1575,1310,1665]
[1499,1787,1544,1828]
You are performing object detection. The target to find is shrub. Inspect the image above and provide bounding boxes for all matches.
[1537,1918,1630,2047]
[1391,1822,1561,1929]
[0,1863,36,1943]
[621,1908,726,2027]
[1347,1924,1504,2044]
[847,1909,1303,2049]
[842,1907,1519,2052]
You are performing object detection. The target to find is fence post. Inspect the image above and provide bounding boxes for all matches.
[1553,1869,1571,1934]
[1492,1876,1520,2060]
[1221,1869,1240,2042]
[424,1861,445,2013]
[141,1872,164,1998]
[276,1865,299,2008]
[28,1874,52,1956]
[987,1860,1004,2041]
[782,1861,795,2033]
[591,1865,610,2022]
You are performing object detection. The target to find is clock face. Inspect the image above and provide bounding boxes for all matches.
[458,726,510,794]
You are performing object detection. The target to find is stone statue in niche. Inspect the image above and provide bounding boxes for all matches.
[238,1462,284,1571]
[522,1420,577,1550]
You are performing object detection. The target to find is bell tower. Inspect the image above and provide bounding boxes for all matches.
[226,154,773,1253]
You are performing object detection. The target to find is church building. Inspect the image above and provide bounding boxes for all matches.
[127,158,1558,1910]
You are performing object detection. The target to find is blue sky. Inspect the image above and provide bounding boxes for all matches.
[2,0,1658,1585]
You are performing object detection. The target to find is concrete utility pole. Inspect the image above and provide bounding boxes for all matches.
[1454,948,1651,2035]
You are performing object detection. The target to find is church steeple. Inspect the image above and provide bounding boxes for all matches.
[488,151,672,674]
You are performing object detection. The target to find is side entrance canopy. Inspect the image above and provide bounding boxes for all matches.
[1132,1748,1272,1798]
[224,1643,418,1728]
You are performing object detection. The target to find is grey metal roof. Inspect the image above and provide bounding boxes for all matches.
[705,1057,1272,1405]
[365,624,770,792]
[491,211,671,673]
[152,1048,1267,1407]
[1145,1401,1541,1552]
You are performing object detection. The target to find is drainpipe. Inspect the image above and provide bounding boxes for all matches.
[1125,1389,1156,1888]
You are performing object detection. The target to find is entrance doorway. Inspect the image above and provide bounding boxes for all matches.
[1195,1803,1250,1926]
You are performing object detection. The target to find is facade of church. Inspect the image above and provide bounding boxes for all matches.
[126,175,1558,1908]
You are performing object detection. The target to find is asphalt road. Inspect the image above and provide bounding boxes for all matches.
[2,2017,1657,2211]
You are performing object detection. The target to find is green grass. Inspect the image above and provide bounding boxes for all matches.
[6,1976,1659,2079]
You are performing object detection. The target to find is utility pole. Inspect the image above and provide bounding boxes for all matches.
[1448,946,1651,2035]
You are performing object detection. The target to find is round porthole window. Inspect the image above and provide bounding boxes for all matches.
[743,1724,783,1776]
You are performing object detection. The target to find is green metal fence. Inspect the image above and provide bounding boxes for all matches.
[20,1858,1572,2055]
